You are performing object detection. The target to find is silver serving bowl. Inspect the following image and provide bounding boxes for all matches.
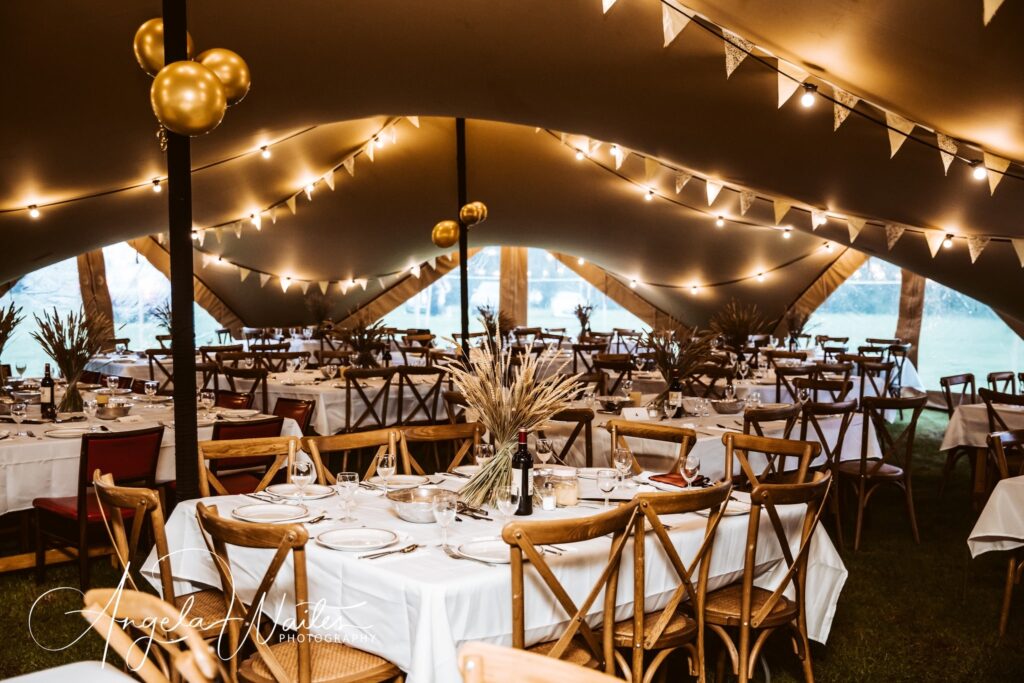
[97,403,134,420]
[711,398,746,414]
[386,485,453,524]
[11,390,41,404]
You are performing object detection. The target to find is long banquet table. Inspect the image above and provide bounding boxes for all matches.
[940,402,1024,509]
[968,474,1024,557]
[146,478,847,683]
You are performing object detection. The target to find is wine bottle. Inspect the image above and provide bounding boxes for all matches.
[511,428,534,516]
[668,372,683,417]
[40,363,56,420]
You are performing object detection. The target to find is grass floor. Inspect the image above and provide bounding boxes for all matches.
[1,412,1023,680]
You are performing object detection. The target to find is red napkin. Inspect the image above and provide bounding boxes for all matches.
[649,473,689,488]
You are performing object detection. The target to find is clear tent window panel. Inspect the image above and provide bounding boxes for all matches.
[102,242,221,349]
[382,247,501,334]
[807,257,901,349]
[0,256,83,376]
[526,249,648,334]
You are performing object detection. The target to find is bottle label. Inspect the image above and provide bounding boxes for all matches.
[523,468,534,496]
[40,387,52,403]
[510,468,522,497]
[668,390,682,405]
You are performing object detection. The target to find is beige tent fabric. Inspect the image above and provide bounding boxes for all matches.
[128,237,245,333]
[76,250,115,340]
[895,269,926,366]
[337,249,476,328]
[996,311,1024,342]
[499,246,528,326]
[551,252,685,330]
[775,247,869,335]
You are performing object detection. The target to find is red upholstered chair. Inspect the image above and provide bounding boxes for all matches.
[273,397,316,434]
[205,417,286,495]
[33,426,164,590]
[215,390,254,409]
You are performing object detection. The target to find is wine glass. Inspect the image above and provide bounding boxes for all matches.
[105,376,120,391]
[143,380,159,406]
[495,484,518,524]
[15,364,27,379]
[198,390,215,417]
[748,390,762,409]
[621,378,634,398]
[737,360,749,380]
[335,472,359,522]
[10,402,27,437]
[535,437,553,465]
[432,491,458,548]
[377,451,396,497]
[682,454,700,487]
[724,384,736,400]
[798,387,811,404]
[612,447,632,484]
[596,469,617,507]
[303,327,313,340]
[582,389,596,409]
[290,459,315,496]
[474,443,495,467]
[662,400,676,420]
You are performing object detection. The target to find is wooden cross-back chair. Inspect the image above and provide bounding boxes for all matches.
[261,351,308,373]
[220,365,270,412]
[81,588,228,683]
[986,430,1024,636]
[939,373,978,495]
[798,398,858,547]
[101,337,131,353]
[789,333,812,348]
[858,360,895,404]
[316,349,353,367]
[513,327,542,347]
[343,367,397,432]
[318,330,342,355]
[865,337,900,346]
[443,390,468,425]
[593,353,633,395]
[857,344,887,356]
[156,334,173,349]
[216,350,257,369]
[820,345,848,363]
[502,502,639,674]
[988,371,1017,394]
[764,350,805,368]
[304,428,399,480]
[199,344,243,364]
[979,387,1024,433]
[815,335,849,347]
[742,402,802,440]
[196,361,220,392]
[395,366,446,425]
[197,435,299,497]
[572,342,607,374]
[810,362,853,386]
[617,485,732,683]
[458,642,622,683]
[687,363,733,399]
[774,364,816,404]
[215,328,235,344]
[837,394,927,550]
[248,341,289,354]
[605,419,696,475]
[705,471,831,683]
[397,344,432,366]
[537,408,595,467]
[146,349,175,394]
[613,328,642,355]
[399,422,482,475]
[722,431,820,489]
[195,504,403,683]
[92,473,228,637]
[885,343,911,395]
[573,372,607,399]
[793,376,853,403]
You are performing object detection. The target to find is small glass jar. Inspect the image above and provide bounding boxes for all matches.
[550,468,579,507]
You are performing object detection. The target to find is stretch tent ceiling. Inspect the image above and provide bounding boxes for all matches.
[2,0,1022,327]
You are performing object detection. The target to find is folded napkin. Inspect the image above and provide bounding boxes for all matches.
[115,415,144,423]
[648,473,711,489]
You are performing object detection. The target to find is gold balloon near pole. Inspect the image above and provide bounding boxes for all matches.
[133,18,194,77]
[150,62,227,136]
[459,201,488,226]
[195,48,251,105]
[432,220,460,249]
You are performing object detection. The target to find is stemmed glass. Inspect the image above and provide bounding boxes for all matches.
[15,364,27,380]
[143,380,159,406]
[320,364,338,380]
[11,402,28,437]
[612,447,632,486]
[682,454,700,487]
[290,459,315,496]
[495,484,518,525]
[335,472,359,522]
[303,327,313,340]
[737,360,749,381]
[596,469,617,507]
[432,491,458,548]
[197,390,215,418]
[621,378,634,399]
[662,400,676,420]
[582,389,596,410]
[377,451,396,497]
[83,399,100,432]
[535,438,553,466]
[474,443,495,467]
[748,391,762,409]
[105,376,120,391]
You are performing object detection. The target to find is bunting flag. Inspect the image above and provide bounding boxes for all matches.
[157,232,166,245]
[196,230,206,247]
[200,253,213,268]
[674,172,692,194]
[924,231,946,257]
[214,228,223,244]
[356,278,368,290]
[318,280,329,295]
[428,256,438,270]
[377,278,387,290]
[777,61,809,108]
[884,224,906,251]
[833,89,860,131]
[271,207,277,224]
[602,0,617,13]
[705,180,723,205]
[286,195,297,214]
[407,116,420,128]
[1013,239,1024,267]
[365,143,374,162]
[410,265,422,278]
[324,171,336,191]
[339,280,352,295]
[773,199,792,225]
[723,30,753,78]
[984,152,1011,195]
[342,156,355,176]
[740,190,756,216]
[936,133,958,175]
[644,156,660,182]
[847,217,866,243]
[984,0,1007,24]
[280,278,291,293]
[811,210,827,229]
[613,147,630,170]
[662,1,691,47]
[885,112,915,157]
[967,236,991,263]
[239,267,250,282]
[259,273,271,287]
[299,281,310,295]
[233,222,243,239]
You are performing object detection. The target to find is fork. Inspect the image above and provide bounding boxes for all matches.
[441,544,496,567]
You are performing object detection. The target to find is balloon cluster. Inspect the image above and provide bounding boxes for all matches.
[432,201,488,248]
[133,18,251,137]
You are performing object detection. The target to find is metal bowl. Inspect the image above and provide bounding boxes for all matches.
[11,390,40,404]
[711,398,746,414]
[386,485,454,524]
[96,403,134,420]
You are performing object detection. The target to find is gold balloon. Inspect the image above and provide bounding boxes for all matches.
[459,201,488,226]
[196,48,251,105]
[133,18,194,77]
[432,220,460,249]
[150,62,227,136]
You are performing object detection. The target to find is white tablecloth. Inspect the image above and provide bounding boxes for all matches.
[968,475,1024,557]
[6,661,136,683]
[85,355,162,381]
[0,405,300,515]
[146,484,846,683]
[941,403,1024,451]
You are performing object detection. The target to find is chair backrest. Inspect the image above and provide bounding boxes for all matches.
[815,335,849,347]
[794,376,853,403]
[399,422,482,475]
[395,365,446,425]
[344,367,397,431]
[605,419,696,474]
[198,433,298,497]
[214,390,253,409]
[742,402,802,440]
[303,428,400,481]
[723,431,820,487]
[764,349,806,366]
[443,390,469,425]
[593,353,633,395]
[199,344,243,364]
[687,363,733,399]
[315,349,352,366]
[260,351,308,373]
[195,361,220,392]
[81,588,225,683]
[539,408,595,467]
[774,364,816,403]
[272,397,316,434]
[978,387,1024,432]
[211,415,284,441]
[146,349,175,394]
[156,334,173,349]
[798,399,858,472]
[987,430,1024,481]
[458,642,622,683]
[940,373,976,417]
[79,428,164,509]
[821,345,848,363]
[988,371,1017,394]
[859,360,895,403]
[502,502,638,668]
[221,365,269,412]
[248,342,289,354]
[857,395,927,476]
[101,337,131,353]
[571,342,606,373]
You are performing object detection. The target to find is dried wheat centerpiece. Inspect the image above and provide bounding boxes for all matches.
[446,339,579,508]
[31,307,109,412]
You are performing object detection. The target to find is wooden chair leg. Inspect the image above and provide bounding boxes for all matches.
[999,556,1017,636]
[904,479,920,544]
[853,480,867,552]
[78,520,90,591]
[737,626,751,683]
[34,512,45,584]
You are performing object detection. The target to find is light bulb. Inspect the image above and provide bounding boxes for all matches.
[942,235,953,249]
[610,144,621,158]
[971,162,986,181]
[757,273,765,282]
[644,189,654,201]
[577,256,585,266]
[629,278,638,289]
[575,149,585,161]
[250,212,261,230]
[152,179,162,193]
[823,241,833,252]
[800,84,817,108]
[304,183,315,199]
[690,285,698,295]
[374,137,384,149]
[190,230,199,240]
[715,216,725,228]
[28,205,40,218]
[260,146,271,159]
[782,227,792,239]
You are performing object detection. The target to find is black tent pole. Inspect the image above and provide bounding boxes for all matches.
[456,118,470,357]
[162,0,199,501]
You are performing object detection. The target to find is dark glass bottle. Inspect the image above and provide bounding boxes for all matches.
[40,363,56,420]
[512,428,533,516]
[668,372,683,417]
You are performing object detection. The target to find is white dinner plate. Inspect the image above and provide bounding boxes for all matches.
[367,474,428,489]
[576,467,606,480]
[165,418,216,428]
[231,503,309,523]
[44,428,92,439]
[266,483,336,500]
[218,408,260,418]
[316,528,398,552]
[452,465,481,477]
[695,492,751,517]
[134,394,172,403]
[456,538,510,564]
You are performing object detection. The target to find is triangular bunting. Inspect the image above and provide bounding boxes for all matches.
[233,222,243,239]
[740,191,756,215]
[614,147,630,170]
[339,280,352,295]
[723,29,753,78]
[280,277,291,293]
[258,273,270,287]
[936,133,958,175]
[833,89,860,131]
[239,267,250,282]
[1012,239,1024,267]
[299,281,310,295]
[777,60,809,108]
[644,157,660,182]
[286,195,297,214]
[318,280,329,295]
[662,1,691,47]
[885,112,915,157]
[214,228,222,244]
[811,210,827,230]
[847,217,866,243]
[560,132,568,146]
[967,236,991,263]
[407,116,420,128]
[356,278,368,290]
[428,257,438,270]
[773,199,792,225]
[983,152,1011,195]
[984,0,1006,24]
[200,253,213,269]
[410,265,422,278]
[324,171,336,191]
[196,230,206,246]
[342,156,355,176]
[706,180,723,206]
[378,278,387,290]
[924,231,946,257]
[270,207,277,224]
[884,224,906,251]
[157,232,166,245]
[365,143,374,162]
[602,0,617,13]
[674,172,692,194]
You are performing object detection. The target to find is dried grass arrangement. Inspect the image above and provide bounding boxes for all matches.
[640,326,716,385]
[340,319,387,367]
[446,339,579,507]
[710,298,769,351]
[31,307,109,412]
[476,305,515,346]
[150,299,173,333]
[573,303,594,339]
[0,302,24,383]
